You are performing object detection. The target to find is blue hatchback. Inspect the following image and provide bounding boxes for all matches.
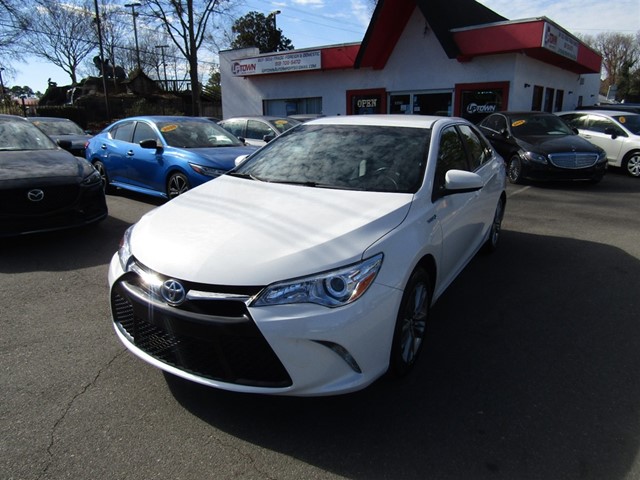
[85,116,258,199]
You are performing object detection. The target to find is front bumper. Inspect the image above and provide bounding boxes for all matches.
[108,254,401,396]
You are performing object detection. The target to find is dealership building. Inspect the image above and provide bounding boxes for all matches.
[219,0,602,122]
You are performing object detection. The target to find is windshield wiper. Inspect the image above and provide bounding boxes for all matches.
[226,171,264,181]
[270,180,363,190]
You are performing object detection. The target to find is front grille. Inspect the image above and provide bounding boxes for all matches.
[548,152,598,169]
[0,184,80,215]
[111,278,292,388]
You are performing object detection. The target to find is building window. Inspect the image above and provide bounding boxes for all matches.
[389,92,452,116]
[264,97,323,116]
[544,88,555,112]
[346,88,387,115]
[554,90,564,112]
[454,82,509,123]
[531,85,544,111]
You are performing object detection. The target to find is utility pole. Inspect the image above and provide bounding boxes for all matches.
[125,2,142,70]
[270,10,281,52]
[0,67,5,105]
[93,0,111,121]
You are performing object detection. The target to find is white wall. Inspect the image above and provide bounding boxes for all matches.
[219,7,601,118]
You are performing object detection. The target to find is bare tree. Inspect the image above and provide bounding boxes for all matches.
[143,0,231,115]
[580,31,640,98]
[0,0,27,63]
[22,0,97,86]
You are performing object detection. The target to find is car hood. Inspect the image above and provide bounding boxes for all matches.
[0,149,87,184]
[130,175,413,285]
[515,134,600,154]
[187,145,258,169]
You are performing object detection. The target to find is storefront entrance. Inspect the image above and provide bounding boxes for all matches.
[346,88,387,115]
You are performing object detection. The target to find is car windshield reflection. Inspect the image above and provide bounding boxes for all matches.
[0,118,57,151]
[157,120,244,148]
[234,124,430,193]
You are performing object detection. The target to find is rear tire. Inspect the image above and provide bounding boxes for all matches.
[389,267,431,377]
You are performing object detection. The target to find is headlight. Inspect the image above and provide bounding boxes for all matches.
[118,225,135,271]
[597,150,607,163]
[524,151,548,164]
[82,169,102,185]
[252,253,383,308]
[189,163,226,177]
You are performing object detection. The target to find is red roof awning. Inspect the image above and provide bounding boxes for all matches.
[452,18,601,74]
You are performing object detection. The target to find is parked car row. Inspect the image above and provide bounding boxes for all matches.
[2,106,635,397]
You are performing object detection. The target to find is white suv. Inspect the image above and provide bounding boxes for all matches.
[558,110,640,177]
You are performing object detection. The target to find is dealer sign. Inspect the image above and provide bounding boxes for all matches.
[232,50,322,76]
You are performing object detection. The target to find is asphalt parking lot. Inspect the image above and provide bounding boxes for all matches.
[2,169,639,480]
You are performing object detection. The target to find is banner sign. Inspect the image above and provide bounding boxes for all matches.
[232,51,322,76]
[542,22,579,61]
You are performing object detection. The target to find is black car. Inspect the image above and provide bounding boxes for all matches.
[0,114,107,237]
[478,111,608,184]
[29,116,93,157]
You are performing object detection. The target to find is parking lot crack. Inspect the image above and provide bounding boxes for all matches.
[38,348,127,479]
[204,433,278,480]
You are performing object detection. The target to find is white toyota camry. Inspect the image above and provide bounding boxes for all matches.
[109,115,506,396]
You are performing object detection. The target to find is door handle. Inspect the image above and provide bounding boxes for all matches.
[126,150,134,156]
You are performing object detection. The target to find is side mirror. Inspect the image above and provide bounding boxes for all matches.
[139,139,163,150]
[444,170,484,194]
[263,134,275,143]
[604,127,618,139]
[234,155,249,167]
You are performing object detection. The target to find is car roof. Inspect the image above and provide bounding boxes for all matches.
[221,116,294,121]
[558,110,639,117]
[305,114,450,129]
[28,117,75,122]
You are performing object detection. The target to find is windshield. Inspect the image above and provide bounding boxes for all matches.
[32,119,85,135]
[509,114,575,136]
[0,117,58,151]
[157,120,244,148]
[614,115,640,135]
[268,118,300,133]
[234,124,430,193]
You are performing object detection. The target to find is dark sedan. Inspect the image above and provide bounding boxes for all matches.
[0,114,107,237]
[478,111,607,184]
[29,116,92,157]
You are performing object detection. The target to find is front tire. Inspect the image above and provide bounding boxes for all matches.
[483,197,505,253]
[507,155,524,184]
[93,160,112,193]
[389,267,431,377]
[622,151,640,177]
[167,172,190,199]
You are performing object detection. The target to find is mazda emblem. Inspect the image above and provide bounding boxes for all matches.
[160,279,187,306]
[27,189,45,202]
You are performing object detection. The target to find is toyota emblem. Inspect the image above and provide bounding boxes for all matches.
[27,189,45,202]
[160,279,186,306]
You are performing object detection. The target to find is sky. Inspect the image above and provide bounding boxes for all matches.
[7,0,640,95]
